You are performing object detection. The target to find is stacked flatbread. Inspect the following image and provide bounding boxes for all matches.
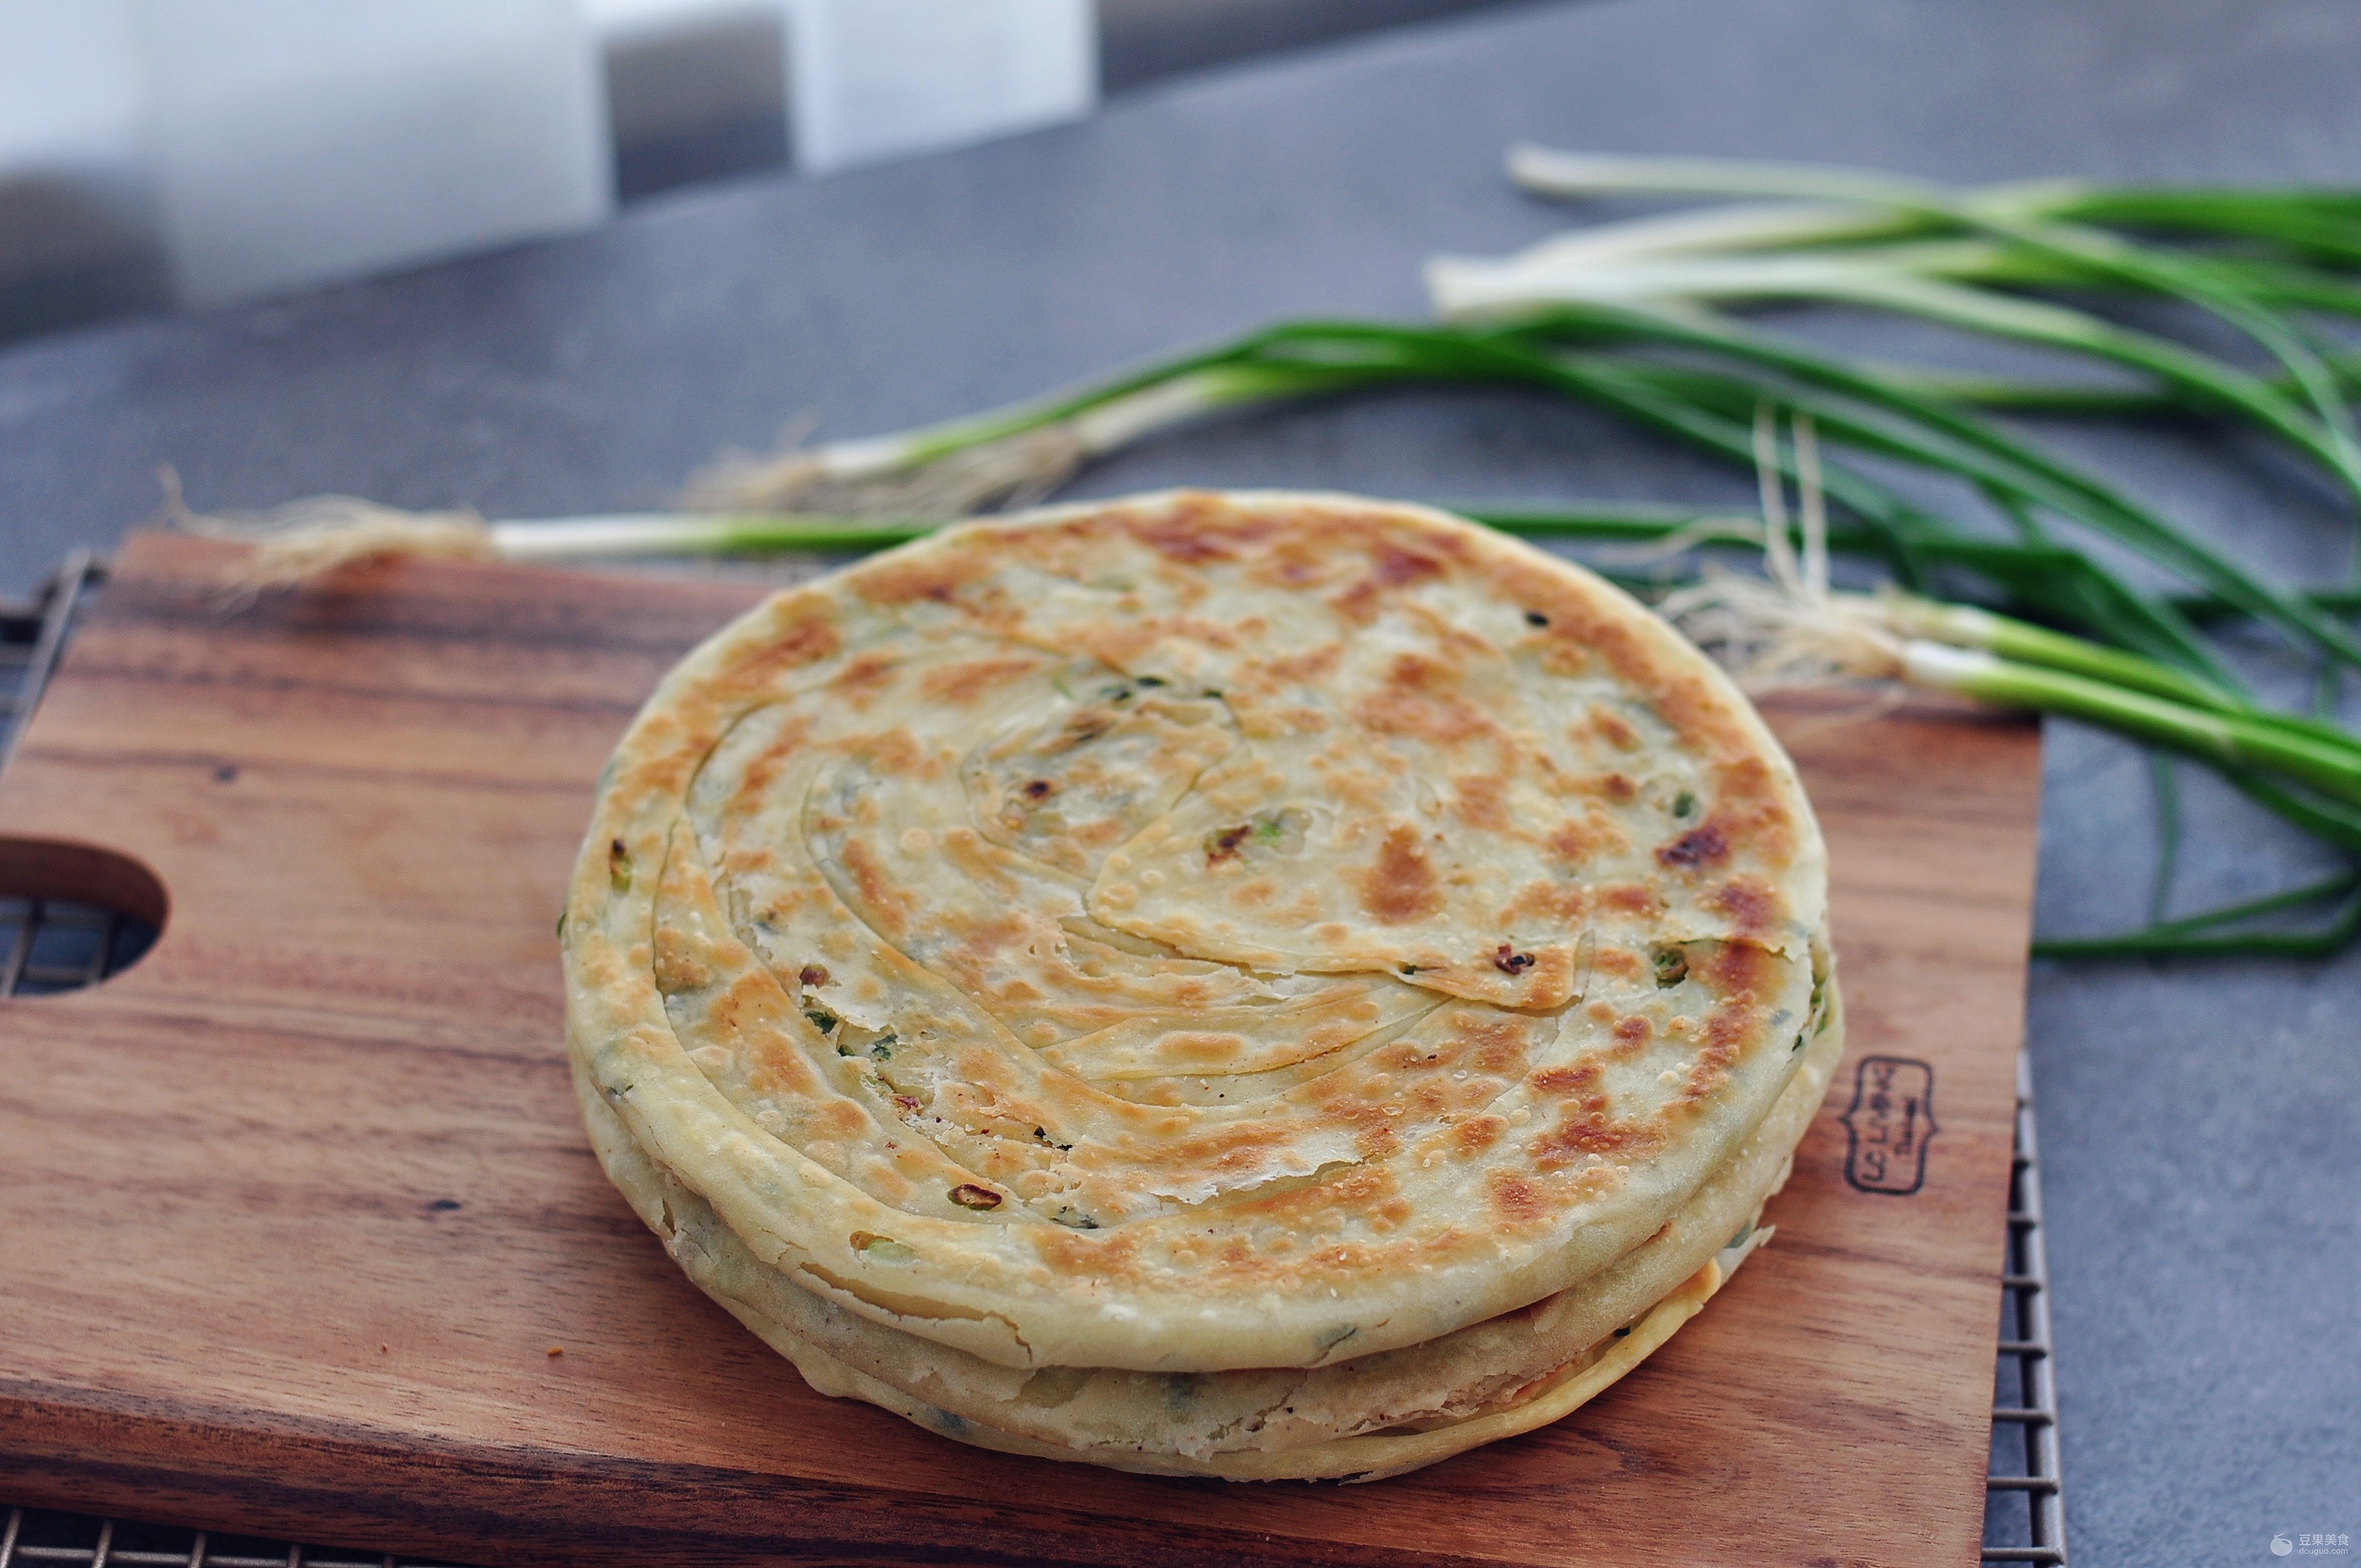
[563,490,1839,1481]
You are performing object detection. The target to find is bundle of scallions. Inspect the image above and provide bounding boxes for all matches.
[189,151,2361,958]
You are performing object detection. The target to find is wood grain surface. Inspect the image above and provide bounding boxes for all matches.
[0,531,2040,1568]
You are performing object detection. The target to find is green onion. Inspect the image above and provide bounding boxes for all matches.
[1872,595,2235,709]
[1501,148,2361,431]
[1898,644,2361,808]
[2032,870,2361,960]
[1477,149,2361,578]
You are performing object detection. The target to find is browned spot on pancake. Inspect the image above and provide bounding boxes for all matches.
[651,937,714,995]
[617,735,701,802]
[1531,1061,1597,1097]
[1614,1014,1652,1048]
[1248,534,1334,589]
[857,727,926,779]
[1325,540,1448,623]
[1548,816,1606,865]
[1716,753,1776,805]
[838,838,914,936]
[813,1099,868,1139]
[1388,652,1443,691]
[1454,1116,1504,1156]
[1536,639,1589,678]
[1487,1169,1547,1227]
[1263,644,1343,685]
[732,716,815,804]
[1162,1032,1247,1065]
[743,614,841,678]
[1031,1222,1139,1277]
[1590,707,1639,749]
[1372,542,1444,587]
[1599,882,1664,918]
[1160,1114,1310,1173]
[1131,501,1250,564]
[1531,1095,1661,1171]
[1054,709,1114,749]
[1594,945,1642,980]
[1599,772,1637,804]
[1138,526,1237,569]
[1676,1003,1758,1107]
[851,552,985,606]
[1708,876,1779,935]
[1510,878,1586,923]
[827,651,897,705]
[1458,1016,1532,1078]
[1357,658,1494,744]
[937,827,1019,894]
[1702,938,1774,999]
[723,847,780,885]
[951,913,1026,962]
[1071,620,1161,668]
[1357,824,1444,925]
[1329,578,1382,624]
[921,656,1040,706]
[1700,755,1800,866]
[1453,774,1508,832]
[1657,821,1730,871]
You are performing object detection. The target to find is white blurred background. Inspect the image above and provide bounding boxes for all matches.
[0,0,1513,344]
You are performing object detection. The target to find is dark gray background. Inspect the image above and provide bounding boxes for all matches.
[2,2,2356,1563]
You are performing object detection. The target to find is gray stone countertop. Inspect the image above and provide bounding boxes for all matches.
[2,1,2355,1562]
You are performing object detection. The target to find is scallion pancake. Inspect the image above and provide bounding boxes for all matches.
[564,490,1830,1383]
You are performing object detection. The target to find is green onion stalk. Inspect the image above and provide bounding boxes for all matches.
[1459,148,2361,578]
[1658,460,2361,959]
[1498,148,2361,484]
[180,302,2340,683]
[1824,629,2361,957]
[1893,644,2361,820]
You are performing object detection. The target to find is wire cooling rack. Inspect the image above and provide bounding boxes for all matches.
[0,556,2067,1566]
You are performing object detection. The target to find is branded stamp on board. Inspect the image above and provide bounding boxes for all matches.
[1841,1056,1937,1196]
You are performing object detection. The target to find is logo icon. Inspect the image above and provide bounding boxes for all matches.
[1841,1055,1937,1195]
[2277,1535,2296,1556]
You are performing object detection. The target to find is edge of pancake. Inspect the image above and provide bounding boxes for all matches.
[578,981,1845,1476]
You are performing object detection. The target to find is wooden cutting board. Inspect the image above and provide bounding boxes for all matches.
[0,531,2039,1568]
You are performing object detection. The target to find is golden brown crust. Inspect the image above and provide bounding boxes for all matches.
[577,983,1840,1478]
[564,491,1827,1373]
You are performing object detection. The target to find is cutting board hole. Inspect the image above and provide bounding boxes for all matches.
[0,838,167,996]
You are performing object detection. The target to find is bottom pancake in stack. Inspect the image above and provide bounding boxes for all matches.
[563,491,1840,1481]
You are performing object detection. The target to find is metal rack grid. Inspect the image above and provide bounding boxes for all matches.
[1982,1055,2070,1564]
[0,558,151,998]
[0,1514,467,1568]
[0,556,2067,1566]
[0,554,97,776]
